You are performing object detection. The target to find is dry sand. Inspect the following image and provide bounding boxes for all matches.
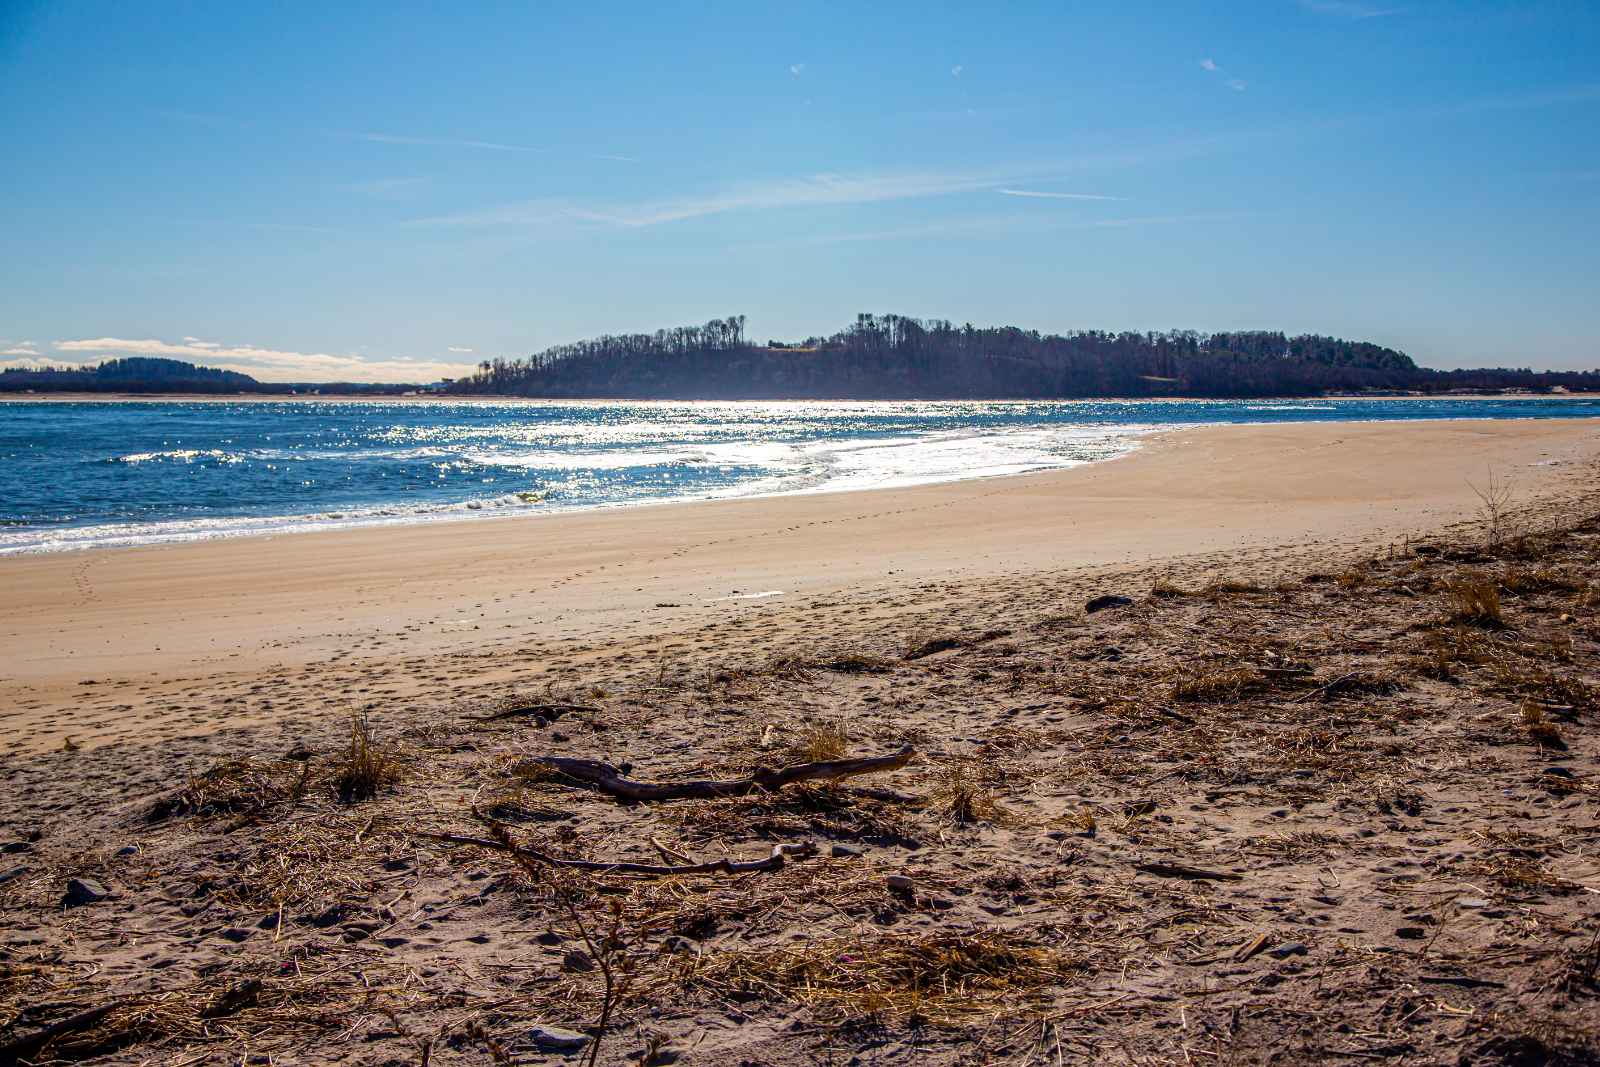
[3,418,1598,755]
[3,416,1600,1065]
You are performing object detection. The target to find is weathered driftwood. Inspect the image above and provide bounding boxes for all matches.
[468,702,601,724]
[1134,860,1242,882]
[510,745,916,803]
[420,830,814,877]
[0,1000,128,1065]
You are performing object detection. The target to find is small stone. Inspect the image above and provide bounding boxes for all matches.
[113,845,140,858]
[1268,942,1308,959]
[216,927,253,943]
[1457,897,1491,910]
[562,949,595,972]
[885,874,915,893]
[830,844,863,859]
[529,1024,591,1053]
[0,864,30,886]
[1085,594,1134,615]
[1395,926,1428,940]
[535,929,564,946]
[257,912,281,930]
[284,741,314,761]
[0,841,32,855]
[62,878,109,907]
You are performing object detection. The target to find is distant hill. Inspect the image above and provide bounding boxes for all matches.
[0,357,420,395]
[446,314,1600,399]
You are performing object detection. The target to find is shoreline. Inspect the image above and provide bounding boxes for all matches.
[4,390,1600,403]
[7,399,1600,557]
[3,417,1598,756]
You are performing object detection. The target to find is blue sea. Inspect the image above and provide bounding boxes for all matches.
[2,397,1598,555]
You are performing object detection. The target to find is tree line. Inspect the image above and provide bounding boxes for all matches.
[0,357,415,395]
[443,314,1600,399]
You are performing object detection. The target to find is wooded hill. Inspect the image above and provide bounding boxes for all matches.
[0,357,415,396]
[446,314,1599,399]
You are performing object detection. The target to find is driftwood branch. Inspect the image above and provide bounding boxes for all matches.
[1134,861,1243,882]
[417,829,813,877]
[468,702,601,724]
[511,745,916,803]
[0,1000,128,1065]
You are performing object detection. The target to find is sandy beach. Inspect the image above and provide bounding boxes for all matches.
[4,416,1600,1066]
[4,417,1599,755]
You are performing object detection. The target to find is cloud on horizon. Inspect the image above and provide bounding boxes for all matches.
[28,337,479,384]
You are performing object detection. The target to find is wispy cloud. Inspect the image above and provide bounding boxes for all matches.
[46,337,477,384]
[951,64,964,77]
[345,176,431,200]
[2,344,39,356]
[447,346,475,353]
[789,63,805,76]
[1199,56,1246,91]
[360,131,637,163]
[790,211,1245,247]
[1299,0,1404,17]
[413,169,1030,229]
[997,188,1126,201]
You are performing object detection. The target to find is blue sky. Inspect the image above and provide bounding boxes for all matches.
[1,1,1596,381]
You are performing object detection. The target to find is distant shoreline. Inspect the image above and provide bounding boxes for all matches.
[5,391,1600,404]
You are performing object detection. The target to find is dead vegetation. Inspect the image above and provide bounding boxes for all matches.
[683,931,1082,1024]
[1443,571,1506,627]
[330,712,402,803]
[5,503,1600,1065]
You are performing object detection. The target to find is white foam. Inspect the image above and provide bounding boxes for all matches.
[1,420,1155,555]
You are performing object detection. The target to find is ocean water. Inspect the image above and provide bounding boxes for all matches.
[2,397,1597,555]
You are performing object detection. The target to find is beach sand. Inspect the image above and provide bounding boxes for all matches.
[3,417,1598,755]
[4,416,1600,1065]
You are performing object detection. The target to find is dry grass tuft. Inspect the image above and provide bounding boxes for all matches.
[667,784,920,846]
[1335,567,1368,590]
[331,713,402,804]
[148,758,302,823]
[1172,666,1269,703]
[814,652,896,674]
[1520,702,1567,750]
[1443,572,1505,627]
[1203,579,1263,596]
[1,972,327,1062]
[1150,578,1193,599]
[1500,565,1583,596]
[903,634,965,660]
[787,720,850,763]
[684,931,1082,1024]
[1315,670,1403,700]
[930,758,1006,826]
